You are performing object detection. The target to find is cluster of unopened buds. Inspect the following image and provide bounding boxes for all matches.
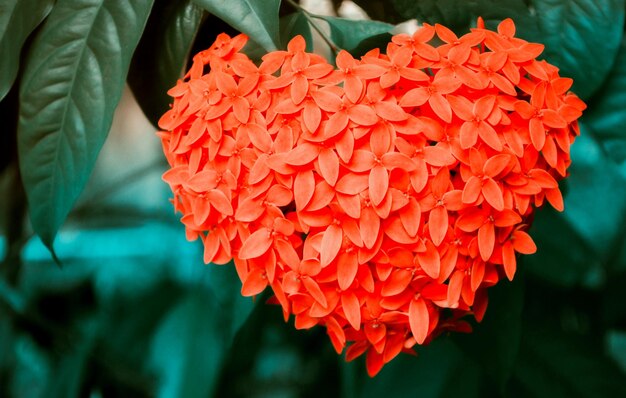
[158,18,585,376]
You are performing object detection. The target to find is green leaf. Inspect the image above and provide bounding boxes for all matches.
[128,0,203,128]
[509,328,626,397]
[584,38,626,171]
[192,0,280,51]
[391,0,532,31]
[393,0,625,99]
[607,330,626,373]
[44,317,99,398]
[280,11,313,52]
[453,272,524,391]
[358,339,466,398]
[527,127,626,287]
[149,264,254,398]
[351,0,406,24]
[560,129,626,260]
[17,0,154,252]
[0,0,55,100]
[526,207,598,287]
[603,272,626,325]
[528,0,624,99]
[319,16,393,54]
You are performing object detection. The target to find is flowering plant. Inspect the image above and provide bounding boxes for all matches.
[3,0,626,394]
[159,18,584,375]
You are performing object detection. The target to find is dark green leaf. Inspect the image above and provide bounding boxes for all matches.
[351,0,406,24]
[526,207,598,287]
[509,328,626,397]
[559,129,626,260]
[529,0,624,99]
[18,0,154,252]
[149,264,254,397]
[0,0,19,37]
[8,335,50,398]
[97,281,182,367]
[358,339,465,398]
[584,38,626,171]
[192,0,280,51]
[393,0,625,99]
[45,318,99,398]
[527,124,626,286]
[453,272,524,391]
[602,271,626,326]
[92,281,183,396]
[320,15,393,54]
[391,0,532,32]
[128,0,203,128]
[280,11,313,52]
[607,330,626,373]
[0,0,54,100]
[350,32,394,58]
[204,262,256,339]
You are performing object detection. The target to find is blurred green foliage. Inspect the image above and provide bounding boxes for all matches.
[1,0,626,396]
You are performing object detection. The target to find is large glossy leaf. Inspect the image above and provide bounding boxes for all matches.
[18,0,154,253]
[320,16,393,54]
[0,0,54,101]
[527,128,626,286]
[584,38,626,173]
[128,0,203,128]
[560,130,626,260]
[528,0,624,99]
[192,0,280,51]
[392,0,624,99]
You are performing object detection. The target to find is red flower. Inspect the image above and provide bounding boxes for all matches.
[158,18,585,377]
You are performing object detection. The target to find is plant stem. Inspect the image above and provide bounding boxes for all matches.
[0,165,27,286]
[285,0,341,56]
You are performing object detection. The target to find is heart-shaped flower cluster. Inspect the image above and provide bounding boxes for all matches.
[158,18,585,376]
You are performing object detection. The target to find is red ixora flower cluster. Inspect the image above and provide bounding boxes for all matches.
[158,18,585,376]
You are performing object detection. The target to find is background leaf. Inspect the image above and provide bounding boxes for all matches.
[584,38,626,172]
[350,0,406,24]
[149,265,254,398]
[528,0,624,99]
[0,0,54,100]
[390,0,532,31]
[390,0,625,100]
[526,207,598,287]
[528,127,626,287]
[280,11,313,52]
[319,15,393,54]
[509,327,626,397]
[357,339,472,398]
[192,0,280,51]
[453,271,524,391]
[18,0,154,252]
[128,0,204,128]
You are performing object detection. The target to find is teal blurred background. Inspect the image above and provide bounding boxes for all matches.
[2,0,626,397]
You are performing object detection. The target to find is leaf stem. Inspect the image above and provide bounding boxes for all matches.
[284,0,341,56]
